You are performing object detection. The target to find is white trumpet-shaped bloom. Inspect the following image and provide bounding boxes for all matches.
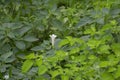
[4,75,9,80]
[50,34,57,46]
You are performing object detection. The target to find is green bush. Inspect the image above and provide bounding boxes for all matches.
[0,0,120,80]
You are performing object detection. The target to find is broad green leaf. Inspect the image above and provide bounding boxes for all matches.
[77,55,86,62]
[18,27,31,36]
[56,50,67,60]
[31,46,44,51]
[100,61,109,67]
[66,36,75,46]
[108,67,116,72]
[37,24,45,31]
[101,72,114,80]
[111,43,120,57]
[98,45,110,54]
[1,51,13,61]
[35,76,46,80]
[7,32,15,38]
[70,47,80,54]
[61,75,69,80]
[5,57,16,63]
[87,39,101,49]
[96,18,104,24]
[36,59,42,66]
[50,70,60,78]
[23,35,39,42]
[75,17,94,28]
[88,55,96,60]
[114,65,120,79]
[26,53,35,59]
[101,24,112,32]
[38,65,48,75]
[22,60,34,73]
[51,19,64,31]
[84,26,96,35]
[15,41,26,50]
[16,53,26,59]
[59,39,69,47]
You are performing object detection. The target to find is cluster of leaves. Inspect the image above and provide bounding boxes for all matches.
[0,0,120,80]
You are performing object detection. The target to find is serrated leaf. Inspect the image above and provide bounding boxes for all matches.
[22,60,34,73]
[38,65,47,75]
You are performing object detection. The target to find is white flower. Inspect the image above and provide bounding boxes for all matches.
[50,34,57,46]
[4,75,9,79]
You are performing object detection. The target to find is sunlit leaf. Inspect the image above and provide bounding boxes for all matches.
[22,60,34,73]
[38,65,48,75]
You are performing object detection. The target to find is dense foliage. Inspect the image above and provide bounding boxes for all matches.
[0,0,120,80]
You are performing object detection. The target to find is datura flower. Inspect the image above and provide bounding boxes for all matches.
[50,34,57,47]
[4,75,9,80]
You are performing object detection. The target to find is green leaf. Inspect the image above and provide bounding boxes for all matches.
[75,17,94,28]
[84,26,96,35]
[23,35,39,42]
[51,19,64,31]
[59,39,69,47]
[114,65,120,79]
[108,67,116,72]
[17,27,31,36]
[101,24,112,32]
[35,76,46,80]
[111,43,120,57]
[1,51,13,61]
[70,47,80,54]
[50,70,60,78]
[61,75,69,80]
[5,57,16,63]
[100,61,109,67]
[15,41,26,50]
[7,32,15,38]
[101,72,114,80]
[22,60,34,73]
[26,53,35,59]
[87,39,101,49]
[31,46,44,51]
[36,59,42,66]
[38,65,48,75]
[56,50,67,60]
[88,55,96,60]
[98,45,110,54]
